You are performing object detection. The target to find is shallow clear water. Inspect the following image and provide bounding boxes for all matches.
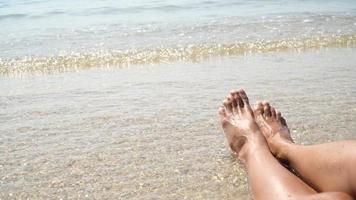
[1,48,356,199]
[1,0,356,199]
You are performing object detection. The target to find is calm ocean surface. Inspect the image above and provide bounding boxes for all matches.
[1,1,356,199]
[1,0,356,74]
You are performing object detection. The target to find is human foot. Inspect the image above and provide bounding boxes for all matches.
[253,101,293,160]
[218,89,267,161]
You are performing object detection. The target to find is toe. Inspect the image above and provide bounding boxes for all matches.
[218,106,227,117]
[280,116,287,126]
[230,94,238,114]
[239,89,253,112]
[218,106,230,128]
[253,101,264,115]
[276,109,282,120]
[235,93,244,111]
[223,98,233,114]
[263,101,272,117]
[275,109,287,126]
[239,89,249,105]
[230,90,238,98]
[236,90,244,108]
[254,101,263,112]
[271,107,276,118]
[275,109,288,126]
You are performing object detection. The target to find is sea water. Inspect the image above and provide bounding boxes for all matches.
[1,0,356,74]
[1,0,356,199]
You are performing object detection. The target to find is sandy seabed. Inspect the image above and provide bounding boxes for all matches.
[1,47,356,199]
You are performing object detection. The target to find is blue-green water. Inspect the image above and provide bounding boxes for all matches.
[1,0,356,74]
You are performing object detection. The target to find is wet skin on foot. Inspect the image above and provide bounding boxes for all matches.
[253,101,294,160]
[218,89,267,161]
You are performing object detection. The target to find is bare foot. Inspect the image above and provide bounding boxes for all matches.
[253,101,293,160]
[218,89,267,161]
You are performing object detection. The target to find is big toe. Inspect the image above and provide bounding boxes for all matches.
[239,89,252,110]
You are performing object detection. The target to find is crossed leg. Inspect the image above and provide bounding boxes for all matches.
[218,89,353,200]
[254,101,356,198]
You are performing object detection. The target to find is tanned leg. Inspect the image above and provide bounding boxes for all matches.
[219,90,353,200]
[254,101,356,198]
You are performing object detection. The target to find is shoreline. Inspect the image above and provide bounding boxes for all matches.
[1,36,356,76]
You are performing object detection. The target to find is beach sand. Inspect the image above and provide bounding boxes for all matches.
[1,47,355,199]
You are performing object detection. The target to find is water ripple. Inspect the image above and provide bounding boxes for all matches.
[1,34,356,75]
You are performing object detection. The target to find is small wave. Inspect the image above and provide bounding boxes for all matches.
[1,34,356,75]
[45,10,66,16]
[82,4,194,16]
[29,10,66,19]
[0,13,27,21]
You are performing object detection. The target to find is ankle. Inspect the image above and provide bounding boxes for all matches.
[239,134,270,162]
[244,142,273,164]
[273,140,293,161]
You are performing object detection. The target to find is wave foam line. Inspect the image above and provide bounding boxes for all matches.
[1,34,356,75]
